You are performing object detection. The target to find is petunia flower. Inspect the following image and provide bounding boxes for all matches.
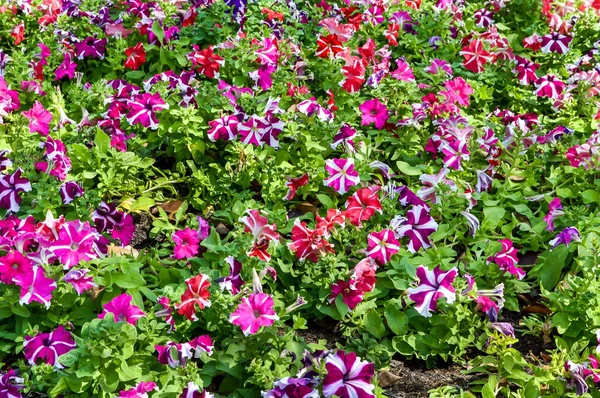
[406,265,457,317]
[417,168,456,204]
[0,251,33,285]
[487,239,525,280]
[179,382,214,398]
[359,99,388,129]
[543,197,564,231]
[216,256,244,294]
[287,219,334,262]
[74,37,108,59]
[63,268,97,295]
[172,228,200,259]
[230,293,279,336]
[460,39,492,73]
[283,174,309,201]
[263,377,319,398]
[366,229,400,265]
[207,116,239,141]
[0,369,24,398]
[155,297,175,332]
[126,92,169,130]
[329,279,364,310]
[549,227,580,248]
[331,123,357,149]
[239,210,280,261]
[59,181,84,204]
[322,351,375,398]
[99,293,145,325]
[51,220,99,269]
[22,101,52,136]
[316,34,343,58]
[55,53,77,80]
[124,43,146,70]
[13,266,57,309]
[540,32,572,54]
[239,116,269,146]
[176,274,211,321]
[118,381,158,398]
[344,186,382,226]
[534,74,565,99]
[111,214,136,246]
[91,201,122,232]
[188,45,224,79]
[23,325,76,368]
[324,158,360,195]
[393,205,438,253]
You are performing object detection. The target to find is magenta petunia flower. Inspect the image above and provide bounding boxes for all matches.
[0,251,33,285]
[55,53,77,80]
[323,351,375,398]
[487,240,525,280]
[59,181,84,205]
[534,74,565,99]
[111,214,136,246]
[540,32,572,54]
[331,123,357,149]
[441,140,470,170]
[23,325,76,368]
[392,205,438,253]
[390,58,415,82]
[406,265,457,317]
[91,201,123,232]
[63,268,97,295]
[229,293,279,336]
[324,158,361,195]
[126,92,169,130]
[74,37,108,59]
[543,197,564,231]
[118,381,158,398]
[22,101,52,136]
[0,168,31,213]
[99,293,145,325]
[155,297,175,332]
[180,382,214,398]
[329,279,365,310]
[239,115,269,146]
[359,99,388,129]
[263,377,319,398]
[13,266,57,309]
[366,229,400,265]
[0,369,24,398]
[207,115,239,141]
[51,220,99,269]
[172,228,200,259]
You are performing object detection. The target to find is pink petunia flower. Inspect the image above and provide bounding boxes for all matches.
[63,268,97,295]
[417,168,456,204]
[534,74,565,99]
[0,251,33,285]
[99,293,146,325]
[283,174,309,201]
[22,101,52,136]
[543,197,564,231]
[13,266,57,309]
[0,168,31,213]
[111,214,136,246]
[239,115,269,146]
[55,53,77,80]
[407,265,457,317]
[488,239,525,280]
[324,158,360,195]
[172,228,200,259]
[229,293,279,336]
[176,274,211,321]
[359,99,388,129]
[0,369,24,398]
[323,351,375,398]
[329,279,364,310]
[207,115,239,141]
[23,325,76,368]
[366,229,400,265]
[118,381,158,398]
[51,220,99,269]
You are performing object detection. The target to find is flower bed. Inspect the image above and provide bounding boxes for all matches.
[0,0,600,397]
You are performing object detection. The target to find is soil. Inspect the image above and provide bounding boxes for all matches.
[383,359,475,398]
[131,212,154,249]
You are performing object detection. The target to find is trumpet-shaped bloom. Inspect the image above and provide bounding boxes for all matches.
[549,227,580,248]
[330,279,364,310]
[406,265,457,317]
[14,266,57,309]
[176,274,211,321]
[323,351,375,398]
[229,293,279,336]
[283,174,309,201]
[543,197,564,231]
[239,210,280,261]
[0,169,31,213]
[359,99,388,129]
[126,93,169,130]
[22,101,52,136]
[344,187,382,226]
[488,239,525,280]
[180,382,214,398]
[155,297,175,332]
[172,228,201,259]
[207,115,239,141]
[99,293,145,325]
[324,158,360,195]
[216,256,244,294]
[287,219,334,262]
[59,181,84,204]
[0,251,33,285]
[263,377,319,398]
[124,43,146,70]
[23,326,76,368]
[393,205,438,253]
[366,229,399,265]
[63,268,97,295]
[0,369,24,398]
[51,220,98,269]
[118,381,158,398]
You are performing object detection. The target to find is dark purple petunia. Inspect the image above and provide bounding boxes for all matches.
[55,53,77,80]
[549,227,580,248]
[59,181,84,205]
[0,168,31,213]
[91,201,123,232]
[126,92,169,130]
[216,256,245,294]
[23,325,76,368]
[540,32,572,54]
[392,205,438,253]
[0,369,24,398]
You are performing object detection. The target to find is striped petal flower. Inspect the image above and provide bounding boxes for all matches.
[324,158,360,195]
[366,229,399,265]
[323,351,375,398]
[406,265,457,317]
[23,325,75,368]
[229,293,278,336]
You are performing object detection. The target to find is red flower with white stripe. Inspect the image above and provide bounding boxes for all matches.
[188,45,224,79]
[239,210,280,261]
[316,34,343,58]
[176,274,211,321]
[366,229,399,265]
[287,219,334,262]
[460,39,492,73]
[124,43,146,70]
[344,186,382,226]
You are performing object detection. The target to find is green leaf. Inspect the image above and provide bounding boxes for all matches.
[316,194,335,209]
[11,305,30,318]
[151,20,165,44]
[175,200,188,222]
[130,196,155,212]
[94,130,111,153]
[384,303,408,335]
[363,309,386,338]
[482,375,497,398]
[540,245,569,290]
[334,294,349,318]
[113,271,146,289]
[481,207,506,230]
[582,190,600,206]
[396,161,422,176]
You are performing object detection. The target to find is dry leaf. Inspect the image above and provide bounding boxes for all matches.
[378,371,401,388]
[108,244,139,258]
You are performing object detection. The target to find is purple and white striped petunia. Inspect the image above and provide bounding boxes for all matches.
[0,168,31,213]
[216,256,245,294]
[441,140,470,170]
[406,265,458,317]
[543,197,563,231]
[417,168,456,204]
[179,382,214,398]
[13,266,57,309]
[534,74,565,99]
[63,268,97,295]
[324,158,361,195]
[0,369,24,398]
[59,181,84,205]
[126,93,169,130]
[207,115,239,141]
[392,205,438,253]
[366,229,400,265]
[23,325,76,368]
[540,32,572,54]
[322,350,375,398]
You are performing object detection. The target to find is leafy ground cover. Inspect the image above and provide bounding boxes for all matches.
[1,0,600,397]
